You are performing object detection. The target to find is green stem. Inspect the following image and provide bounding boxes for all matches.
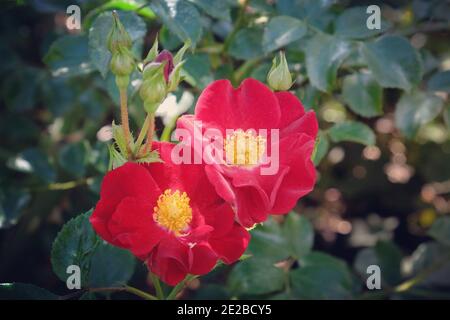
[150,273,165,300]
[160,117,177,142]
[139,113,155,157]
[134,113,151,154]
[119,87,133,158]
[394,255,450,293]
[124,285,158,300]
[88,286,158,300]
[166,275,197,300]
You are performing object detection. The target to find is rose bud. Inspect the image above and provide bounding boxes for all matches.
[267,51,293,91]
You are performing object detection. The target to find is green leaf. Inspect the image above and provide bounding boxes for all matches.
[189,0,231,20]
[247,218,290,263]
[297,85,321,111]
[394,90,444,138]
[263,16,307,53]
[408,241,450,289]
[283,213,314,259]
[40,78,76,116]
[342,72,383,118]
[0,283,58,300]
[88,11,146,77]
[58,142,89,178]
[276,0,334,31]
[159,25,183,51]
[334,6,390,39]
[428,70,450,93]
[227,258,285,296]
[44,35,93,78]
[51,210,136,288]
[362,36,422,91]
[291,252,354,299]
[249,62,272,82]
[312,131,329,166]
[0,189,30,229]
[149,0,203,45]
[183,53,214,89]
[428,216,450,247]
[354,240,403,286]
[51,210,100,287]
[228,27,264,60]
[1,67,42,112]
[306,33,352,92]
[88,244,136,288]
[7,148,56,183]
[328,121,376,145]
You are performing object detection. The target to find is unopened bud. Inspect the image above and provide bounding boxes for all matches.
[110,48,135,77]
[267,51,293,91]
[140,64,167,113]
[167,61,185,92]
[107,11,132,53]
[154,50,174,83]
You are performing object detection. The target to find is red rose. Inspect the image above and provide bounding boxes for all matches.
[89,141,250,285]
[177,78,318,228]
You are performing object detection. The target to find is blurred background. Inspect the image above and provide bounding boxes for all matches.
[1,0,450,299]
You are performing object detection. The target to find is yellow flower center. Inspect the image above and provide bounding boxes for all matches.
[153,189,192,235]
[224,129,266,166]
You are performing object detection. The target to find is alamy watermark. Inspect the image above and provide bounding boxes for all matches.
[66,5,81,31]
[366,265,382,290]
[66,265,81,289]
[366,5,381,30]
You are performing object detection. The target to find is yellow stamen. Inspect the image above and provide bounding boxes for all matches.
[153,189,192,235]
[224,129,266,166]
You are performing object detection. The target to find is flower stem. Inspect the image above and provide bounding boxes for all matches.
[88,286,158,300]
[166,275,197,300]
[119,87,133,158]
[160,117,177,142]
[140,112,155,156]
[150,273,165,300]
[134,113,151,154]
[124,285,158,300]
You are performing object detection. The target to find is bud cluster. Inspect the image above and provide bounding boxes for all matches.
[105,11,190,164]
[139,39,190,113]
[107,11,136,89]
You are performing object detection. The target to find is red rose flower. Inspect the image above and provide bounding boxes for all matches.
[89,141,250,285]
[177,78,318,228]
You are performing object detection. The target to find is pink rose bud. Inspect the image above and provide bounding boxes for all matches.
[154,50,174,83]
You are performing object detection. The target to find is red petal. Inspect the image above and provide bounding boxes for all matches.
[107,197,166,256]
[90,199,118,245]
[201,202,235,238]
[281,110,318,139]
[182,225,213,244]
[90,162,161,245]
[189,242,218,275]
[275,91,305,129]
[270,134,316,214]
[209,223,250,264]
[148,237,190,286]
[195,78,281,131]
[100,162,161,207]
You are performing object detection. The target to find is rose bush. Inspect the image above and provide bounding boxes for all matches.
[1,0,450,301]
